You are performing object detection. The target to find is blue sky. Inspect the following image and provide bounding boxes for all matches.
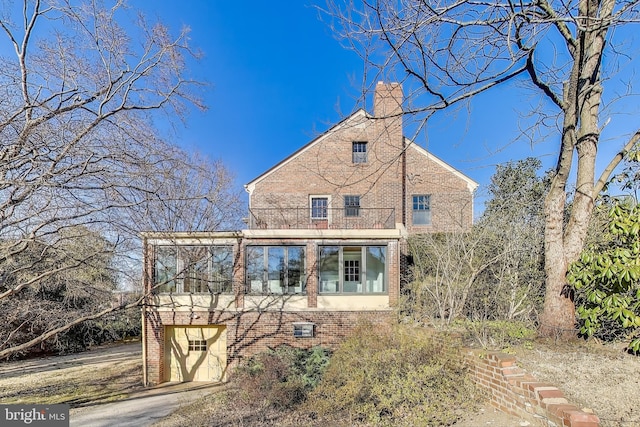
[134,1,639,214]
[139,2,369,185]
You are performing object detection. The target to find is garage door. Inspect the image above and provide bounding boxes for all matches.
[165,325,227,382]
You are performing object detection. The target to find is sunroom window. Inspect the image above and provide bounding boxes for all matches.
[318,245,386,294]
[246,246,306,294]
[153,245,233,294]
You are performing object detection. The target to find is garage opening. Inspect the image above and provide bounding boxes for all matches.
[165,325,227,382]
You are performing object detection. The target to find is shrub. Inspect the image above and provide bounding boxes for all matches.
[569,201,640,352]
[454,319,537,350]
[305,322,477,426]
[233,345,331,410]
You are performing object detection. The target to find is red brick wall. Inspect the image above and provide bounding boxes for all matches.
[464,350,600,427]
[404,144,474,233]
[250,109,404,225]
[249,84,474,233]
[143,309,392,385]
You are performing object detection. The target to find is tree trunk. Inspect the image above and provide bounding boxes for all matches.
[539,0,613,337]
[539,183,576,336]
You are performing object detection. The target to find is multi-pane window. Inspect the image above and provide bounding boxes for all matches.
[352,141,368,163]
[318,246,387,294]
[412,194,432,225]
[155,246,177,293]
[344,195,360,217]
[246,246,306,294]
[209,246,235,293]
[188,340,207,351]
[311,197,328,219]
[182,246,210,293]
[344,259,360,282]
[153,245,233,294]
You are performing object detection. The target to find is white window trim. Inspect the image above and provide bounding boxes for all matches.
[309,195,332,221]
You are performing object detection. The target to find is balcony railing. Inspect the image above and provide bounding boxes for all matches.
[247,207,396,230]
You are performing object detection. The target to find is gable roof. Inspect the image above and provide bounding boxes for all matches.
[405,137,479,192]
[245,109,369,195]
[244,109,478,195]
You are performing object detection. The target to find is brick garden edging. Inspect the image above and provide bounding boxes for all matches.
[464,349,600,427]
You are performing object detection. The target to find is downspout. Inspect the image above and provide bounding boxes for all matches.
[141,306,147,386]
[402,137,407,226]
[141,236,148,387]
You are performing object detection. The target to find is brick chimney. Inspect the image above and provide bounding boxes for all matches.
[372,81,406,226]
[373,81,403,118]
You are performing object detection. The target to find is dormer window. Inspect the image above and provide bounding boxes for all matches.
[352,141,367,163]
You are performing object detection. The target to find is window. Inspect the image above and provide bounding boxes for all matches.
[318,245,387,294]
[188,340,207,351]
[344,259,360,282]
[352,141,367,163]
[344,195,360,217]
[412,195,432,225]
[209,246,234,293]
[182,246,210,293]
[293,323,314,338]
[311,197,328,219]
[246,246,306,294]
[153,245,234,294]
[155,246,177,293]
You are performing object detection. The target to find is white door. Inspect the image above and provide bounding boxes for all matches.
[165,326,227,382]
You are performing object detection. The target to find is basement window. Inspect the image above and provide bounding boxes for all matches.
[293,322,314,338]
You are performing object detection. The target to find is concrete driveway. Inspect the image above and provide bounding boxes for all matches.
[70,381,222,427]
[0,341,221,427]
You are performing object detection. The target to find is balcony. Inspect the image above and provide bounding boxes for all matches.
[247,207,395,230]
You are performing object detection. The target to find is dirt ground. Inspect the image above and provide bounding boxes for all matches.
[514,339,640,427]
[0,341,144,406]
[1,339,639,426]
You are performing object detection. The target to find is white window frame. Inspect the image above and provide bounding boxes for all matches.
[310,195,331,220]
[352,141,368,164]
[412,194,432,225]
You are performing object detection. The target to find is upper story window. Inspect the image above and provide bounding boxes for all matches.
[153,245,234,294]
[311,197,328,219]
[412,194,431,225]
[318,245,386,294]
[352,141,368,164]
[344,195,360,217]
[246,246,306,294]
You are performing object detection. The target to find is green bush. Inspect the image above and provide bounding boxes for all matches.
[233,345,331,410]
[569,201,640,352]
[305,322,477,426]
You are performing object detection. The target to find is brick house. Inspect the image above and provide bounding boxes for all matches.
[141,82,478,385]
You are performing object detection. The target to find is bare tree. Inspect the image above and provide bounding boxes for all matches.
[406,229,503,324]
[0,0,242,358]
[324,0,640,336]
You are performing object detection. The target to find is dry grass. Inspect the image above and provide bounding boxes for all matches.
[0,341,144,407]
[515,338,640,427]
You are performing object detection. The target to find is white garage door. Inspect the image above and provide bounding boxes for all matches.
[165,325,227,382]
